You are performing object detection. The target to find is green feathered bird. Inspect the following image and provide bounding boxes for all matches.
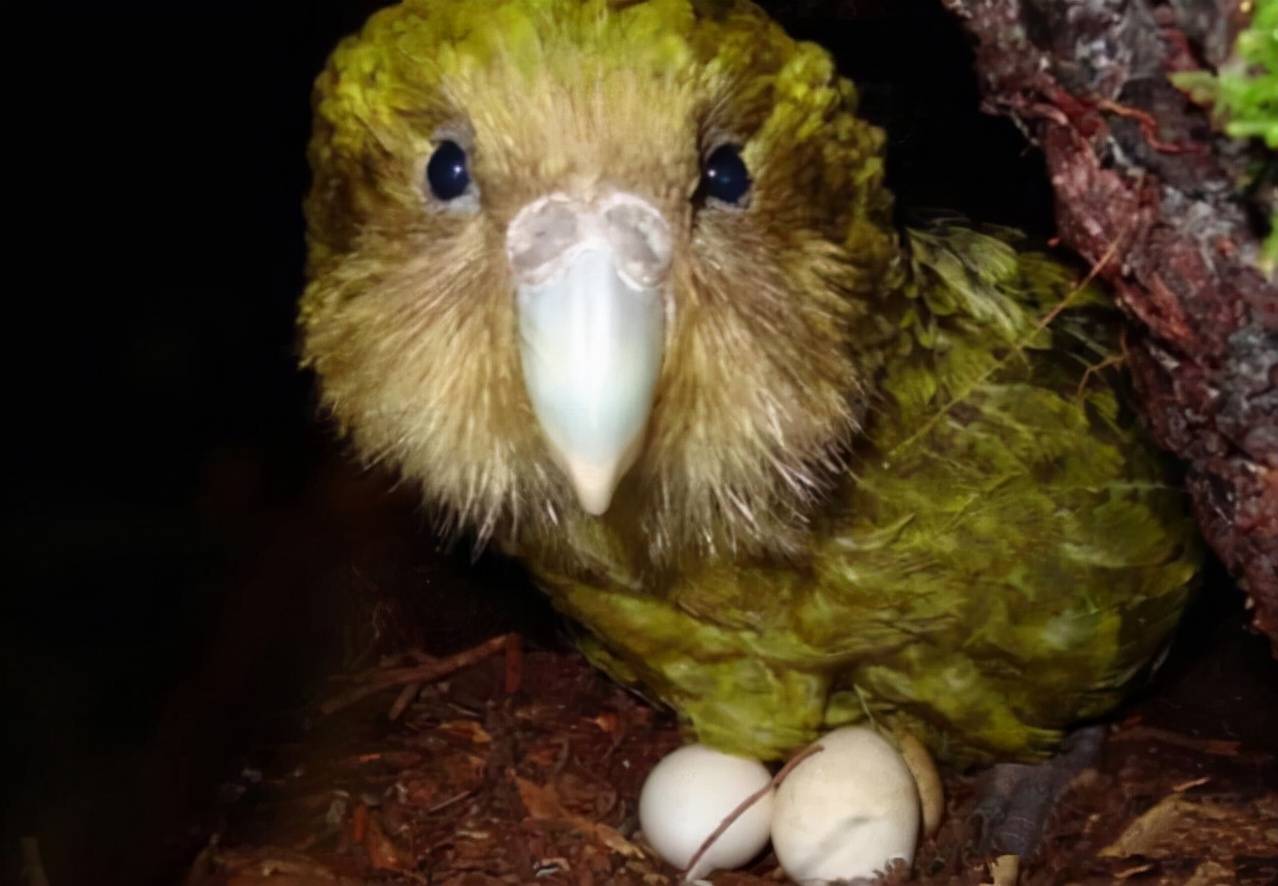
[300,0,1200,768]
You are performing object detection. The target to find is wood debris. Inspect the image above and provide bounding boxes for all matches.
[186,638,1277,885]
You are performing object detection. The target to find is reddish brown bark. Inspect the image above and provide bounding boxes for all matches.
[941,0,1277,651]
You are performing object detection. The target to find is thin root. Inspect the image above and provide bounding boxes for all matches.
[321,634,515,716]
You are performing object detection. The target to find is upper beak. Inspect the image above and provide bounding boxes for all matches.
[507,192,673,515]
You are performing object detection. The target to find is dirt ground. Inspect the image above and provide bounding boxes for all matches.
[183,590,1277,886]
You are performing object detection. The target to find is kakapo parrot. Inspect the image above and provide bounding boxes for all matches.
[300,0,1200,794]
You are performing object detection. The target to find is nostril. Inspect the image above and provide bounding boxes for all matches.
[603,201,673,283]
[508,198,584,278]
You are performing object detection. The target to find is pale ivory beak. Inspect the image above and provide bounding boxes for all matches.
[507,193,672,515]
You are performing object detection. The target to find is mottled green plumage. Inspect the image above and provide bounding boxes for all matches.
[300,0,1201,769]
[538,221,1199,765]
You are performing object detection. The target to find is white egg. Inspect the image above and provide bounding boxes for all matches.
[638,743,774,880]
[771,726,920,885]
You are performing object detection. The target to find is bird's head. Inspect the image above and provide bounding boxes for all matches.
[301,0,902,565]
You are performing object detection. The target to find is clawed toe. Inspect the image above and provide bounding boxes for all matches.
[971,726,1105,858]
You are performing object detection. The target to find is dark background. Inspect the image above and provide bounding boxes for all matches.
[5,1,1207,884]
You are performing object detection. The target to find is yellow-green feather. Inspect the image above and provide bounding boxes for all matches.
[300,0,1200,768]
[535,222,1199,766]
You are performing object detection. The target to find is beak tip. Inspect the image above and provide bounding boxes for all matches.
[563,459,623,516]
[581,497,612,517]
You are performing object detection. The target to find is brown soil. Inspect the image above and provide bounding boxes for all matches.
[184,598,1277,886]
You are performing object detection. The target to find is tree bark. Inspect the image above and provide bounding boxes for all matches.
[940,0,1277,651]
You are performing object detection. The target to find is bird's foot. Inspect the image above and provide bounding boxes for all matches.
[970,725,1105,859]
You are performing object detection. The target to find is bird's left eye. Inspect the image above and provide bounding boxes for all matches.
[699,144,751,206]
[426,140,471,201]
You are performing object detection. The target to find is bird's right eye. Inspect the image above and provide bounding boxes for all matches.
[426,140,471,201]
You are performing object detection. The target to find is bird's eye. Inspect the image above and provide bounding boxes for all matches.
[426,140,471,201]
[699,144,751,206]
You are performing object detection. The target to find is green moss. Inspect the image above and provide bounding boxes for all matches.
[1173,0,1277,146]
[1172,0,1277,272]
[1222,0,1277,148]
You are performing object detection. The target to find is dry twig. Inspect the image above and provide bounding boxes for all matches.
[321,634,514,716]
[681,743,825,881]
